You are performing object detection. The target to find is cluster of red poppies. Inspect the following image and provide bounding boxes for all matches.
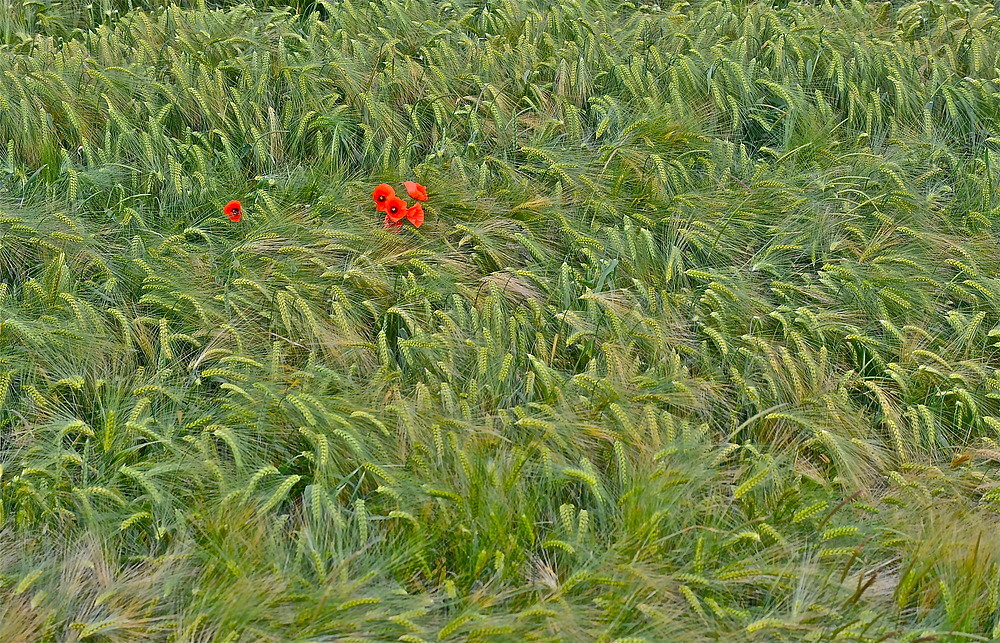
[374,181,426,231]
[223,181,428,230]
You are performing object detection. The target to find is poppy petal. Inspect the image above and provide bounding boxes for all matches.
[405,203,424,228]
[385,196,408,222]
[373,184,395,212]
[225,200,242,222]
[384,215,402,232]
[404,181,427,201]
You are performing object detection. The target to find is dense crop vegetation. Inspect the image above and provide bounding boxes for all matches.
[3,0,1000,639]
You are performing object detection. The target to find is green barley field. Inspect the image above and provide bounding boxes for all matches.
[3,0,1000,640]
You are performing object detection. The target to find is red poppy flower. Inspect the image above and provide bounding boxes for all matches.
[384,215,403,232]
[225,200,242,222]
[404,181,427,201]
[384,196,407,222]
[373,184,395,212]
[405,203,424,228]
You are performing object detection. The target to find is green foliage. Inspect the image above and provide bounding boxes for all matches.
[3,0,1000,639]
